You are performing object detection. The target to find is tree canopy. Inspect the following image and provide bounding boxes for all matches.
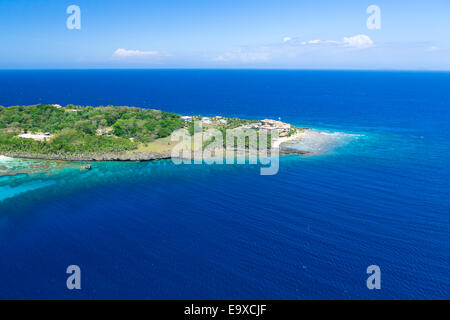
[0,104,184,156]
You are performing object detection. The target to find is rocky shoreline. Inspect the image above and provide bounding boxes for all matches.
[2,146,310,162]
[1,151,173,162]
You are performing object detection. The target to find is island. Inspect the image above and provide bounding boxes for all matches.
[0,104,309,161]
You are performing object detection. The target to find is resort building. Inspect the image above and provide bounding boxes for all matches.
[260,119,291,133]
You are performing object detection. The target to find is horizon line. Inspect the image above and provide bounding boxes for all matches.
[0,67,449,73]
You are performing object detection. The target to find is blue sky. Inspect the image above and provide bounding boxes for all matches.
[0,0,449,69]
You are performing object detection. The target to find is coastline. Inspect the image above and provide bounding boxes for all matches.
[0,151,172,162]
[273,130,307,148]
[1,104,311,162]
[0,127,311,162]
[0,133,310,162]
[0,147,309,163]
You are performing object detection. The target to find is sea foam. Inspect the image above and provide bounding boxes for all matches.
[283,129,363,154]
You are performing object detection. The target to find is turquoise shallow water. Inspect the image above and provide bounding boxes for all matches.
[0,70,449,299]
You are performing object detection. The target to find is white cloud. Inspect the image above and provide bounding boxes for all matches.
[112,48,168,58]
[213,34,375,65]
[290,35,373,49]
[427,46,439,52]
[343,35,373,49]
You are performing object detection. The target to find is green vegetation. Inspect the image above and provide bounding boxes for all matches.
[0,104,184,156]
[0,130,135,155]
[0,104,295,159]
[219,129,272,149]
[287,127,297,137]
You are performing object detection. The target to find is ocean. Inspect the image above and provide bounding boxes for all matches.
[0,70,449,299]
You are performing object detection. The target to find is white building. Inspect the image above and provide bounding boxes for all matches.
[201,117,212,124]
[181,116,193,122]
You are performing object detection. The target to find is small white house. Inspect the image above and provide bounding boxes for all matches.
[181,116,193,122]
[201,117,212,124]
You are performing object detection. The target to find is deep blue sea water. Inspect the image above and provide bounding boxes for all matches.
[0,70,449,299]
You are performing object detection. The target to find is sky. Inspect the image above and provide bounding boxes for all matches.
[0,0,449,70]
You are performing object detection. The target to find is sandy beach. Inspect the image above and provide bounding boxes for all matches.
[273,130,307,148]
[0,155,13,161]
